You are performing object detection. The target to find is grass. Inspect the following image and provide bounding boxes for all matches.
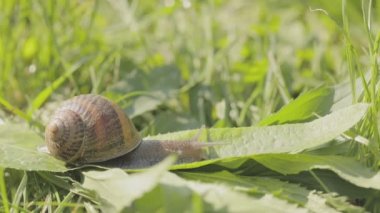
[1,0,380,212]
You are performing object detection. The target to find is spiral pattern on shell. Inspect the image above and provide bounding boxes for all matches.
[45,94,142,163]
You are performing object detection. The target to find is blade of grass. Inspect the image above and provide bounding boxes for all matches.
[11,172,27,212]
[53,192,76,213]
[268,51,291,104]
[357,0,380,166]
[342,0,357,102]
[114,91,155,103]
[0,97,31,122]
[0,168,10,213]
[27,57,89,117]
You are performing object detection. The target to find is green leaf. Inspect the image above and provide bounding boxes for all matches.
[79,156,175,212]
[178,171,364,212]
[152,111,201,134]
[155,172,307,213]
[253,153,380,190]
[79,164,307,212]
[179,171,311,204]
[107,65,181,118]
[259,87,334,125]
[331,73,369,112]
[133,171,309,212]
[217,104,368,157]
[131,177,201,212]
[148,103,368,170]
[125,92,167,118]
[0,124,66,172]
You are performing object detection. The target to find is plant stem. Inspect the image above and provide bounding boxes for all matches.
[0,168,10,213]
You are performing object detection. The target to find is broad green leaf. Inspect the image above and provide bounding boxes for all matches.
[155,172,307,213]
[259,87,334,125]
[79,156,175,212]
[178,171,364,212]
[0,124,66,172]
[125,91,172,119]
[147,103,368,170]
[253,153,380,190]
[331,81,355,111]
[217,103,368,157]
[258,76,369,127]
[131,177,202,212]
[152,111,200,134]
[79,159,306,212]
[331,74,369,111]
[179,171,310,204]
[107,65,181,118]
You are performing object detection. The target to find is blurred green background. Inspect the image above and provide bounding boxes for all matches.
[0,0,376,135]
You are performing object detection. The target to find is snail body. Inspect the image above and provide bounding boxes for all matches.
[101,139,210,169]
[45,94,210,168]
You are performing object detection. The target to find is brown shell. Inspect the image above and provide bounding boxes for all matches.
[45,94,142,163]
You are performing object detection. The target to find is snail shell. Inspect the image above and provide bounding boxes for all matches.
[45,94,142,163]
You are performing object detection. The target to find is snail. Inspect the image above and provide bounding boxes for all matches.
[44,94,217,168]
